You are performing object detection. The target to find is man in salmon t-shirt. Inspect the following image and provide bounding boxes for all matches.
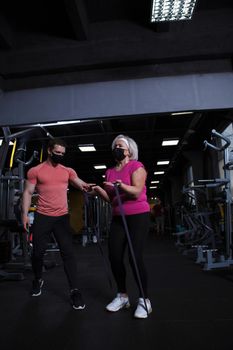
[22,138,91,310]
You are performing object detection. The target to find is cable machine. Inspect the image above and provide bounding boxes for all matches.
[0,126,49,280]
[199,129,233,270]
[82,193,112,246]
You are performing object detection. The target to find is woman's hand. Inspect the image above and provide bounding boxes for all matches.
[113,179,123,187]
[103,181,115,189]
[90,185,103,193]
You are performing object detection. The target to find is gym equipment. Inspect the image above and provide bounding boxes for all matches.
[173,129,233,270]
[83,192,113,289]
[200,129,233,270]
[172,186,218,255]
[82,193,111,246]
[0,126,52,280]
[80,192,113,288]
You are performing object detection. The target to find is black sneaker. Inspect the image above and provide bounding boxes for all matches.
[31,279,44,296]
[70,289,85,310]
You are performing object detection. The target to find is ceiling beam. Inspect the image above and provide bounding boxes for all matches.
[1,72,233,126]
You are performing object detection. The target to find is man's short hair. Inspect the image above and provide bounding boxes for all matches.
[47,138,67,150]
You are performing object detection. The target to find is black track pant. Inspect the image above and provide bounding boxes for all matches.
[108,212,150,298]
[31,212,79,290]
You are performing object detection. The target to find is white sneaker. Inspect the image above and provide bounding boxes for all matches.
[106,293,130,312]
[134,298,152,319]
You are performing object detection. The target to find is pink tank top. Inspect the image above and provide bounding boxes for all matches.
[105,160,150,216]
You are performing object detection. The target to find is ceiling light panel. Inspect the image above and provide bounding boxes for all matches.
[33,120,81,127]
[94,165,107,170]
[162,139,179,146]
[157,160,170,165]
[151,0,197,22]
[171,111,194,116]
[154,171,165,175]
[78,145,96,152]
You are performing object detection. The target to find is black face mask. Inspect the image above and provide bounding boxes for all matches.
[112,147,126,161]
[50,152,64,164]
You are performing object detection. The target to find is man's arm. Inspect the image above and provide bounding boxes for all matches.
[21,180,36,231]
[69,176,93,192]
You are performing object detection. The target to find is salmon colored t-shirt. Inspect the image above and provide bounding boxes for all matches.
[105,160,150,216]
[27,161,77,216]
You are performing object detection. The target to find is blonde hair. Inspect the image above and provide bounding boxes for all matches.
[111,134,138,160]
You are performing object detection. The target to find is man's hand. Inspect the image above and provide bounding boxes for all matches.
[70,177,95,192]
[22,214,30,232]
[83,183,96,192]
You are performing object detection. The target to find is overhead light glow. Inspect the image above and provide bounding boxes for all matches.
[151,0,197,22]
[151,181,160,184]
[150,186,158,189]
[171,111,194,116]
[78,145,96,152]
[94,165,107,170]
[157,160,170,165]
[32,120,81,127]
[154,171,165,175]
[162,139,179,146]
[0,139,14,146]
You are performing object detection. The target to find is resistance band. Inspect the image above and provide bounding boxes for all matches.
[113,183,148,315]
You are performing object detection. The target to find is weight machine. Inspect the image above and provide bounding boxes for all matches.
[199,129,233,270]
[0,126,51,280]
[173,129,233,270]
[172,186,218,256]
[82,193,112,247]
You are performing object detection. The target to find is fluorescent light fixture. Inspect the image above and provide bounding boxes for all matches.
[0,140,2,146]
[94,165,107,170]
[32,120,81,127]
[162,139,179,146]
[151,181,160,184]
[154,171,165,175]
[171,111,194,116]
[102,175,105,178]
[151,0,197,22]
[78,145,96,152]
[150,186,157,189]
[157,160,170,165]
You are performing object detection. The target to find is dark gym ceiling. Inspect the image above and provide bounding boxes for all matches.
[0,0,233,195]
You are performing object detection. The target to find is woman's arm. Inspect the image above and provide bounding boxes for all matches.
[114,167,147,199]
[90,185,111,202]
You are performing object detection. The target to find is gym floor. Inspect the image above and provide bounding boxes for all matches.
[1,233,233,350]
